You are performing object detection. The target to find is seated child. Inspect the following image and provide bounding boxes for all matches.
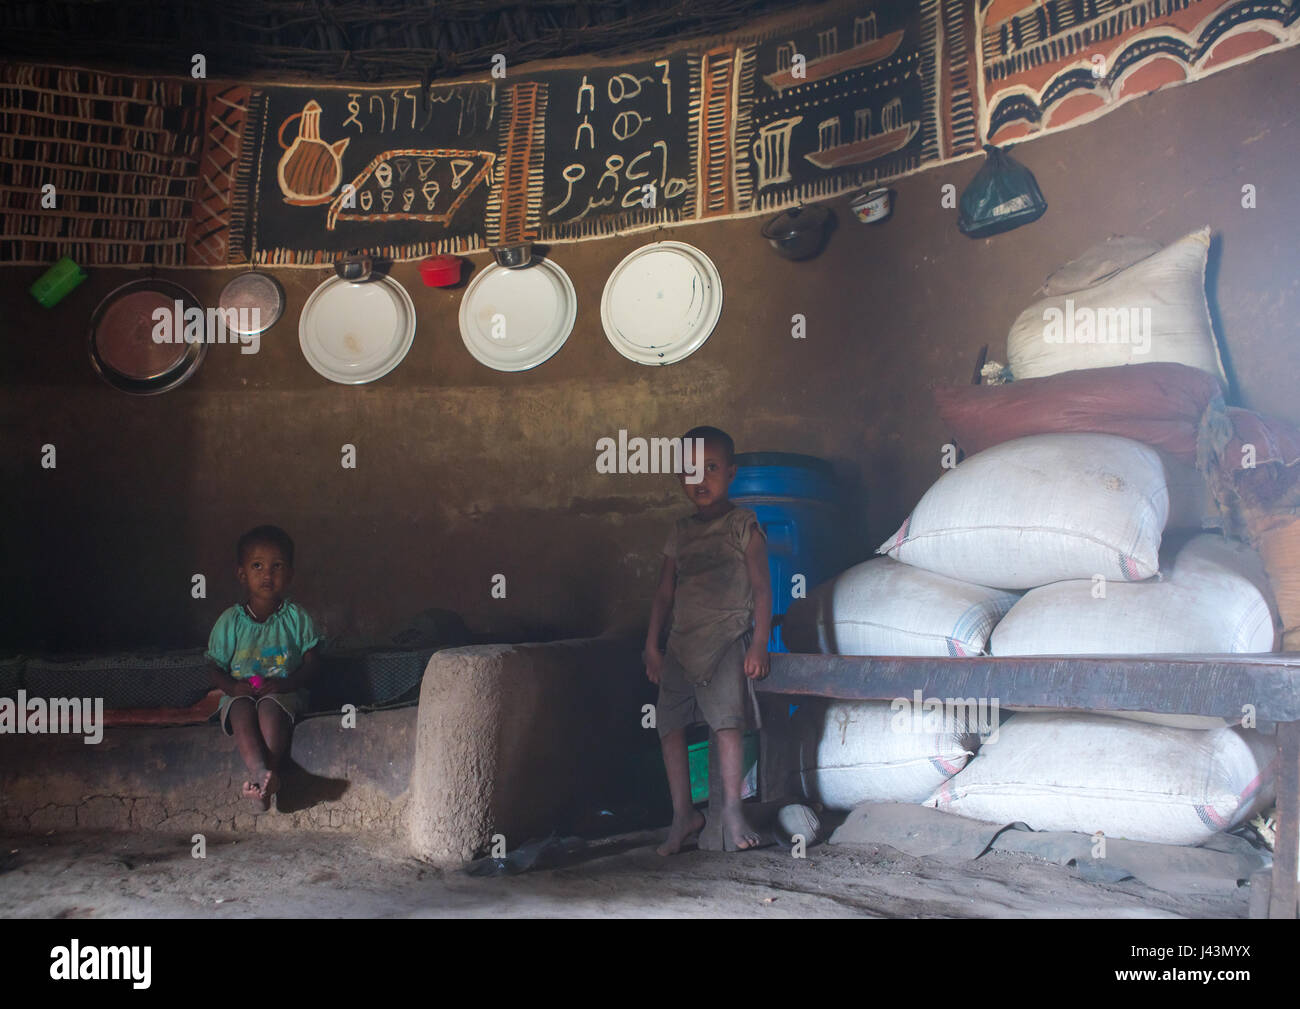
[645,426,772,855]
[206,525,321,811]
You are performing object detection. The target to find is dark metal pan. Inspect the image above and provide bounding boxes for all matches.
[88,279,207,394]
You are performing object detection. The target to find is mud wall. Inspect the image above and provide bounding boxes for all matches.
[2,49,1298,651]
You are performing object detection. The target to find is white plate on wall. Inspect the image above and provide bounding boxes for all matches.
[299,274,416,384]
[601,241,723,365]
[458,259,577,372]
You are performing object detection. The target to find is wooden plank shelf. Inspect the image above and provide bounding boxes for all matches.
[762,652,1300,721]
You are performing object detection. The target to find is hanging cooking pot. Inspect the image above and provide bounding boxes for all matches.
[760,204,833,261]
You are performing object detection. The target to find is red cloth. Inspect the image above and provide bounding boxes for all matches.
[933,362,1222,463]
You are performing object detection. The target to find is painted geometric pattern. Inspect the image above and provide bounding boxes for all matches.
[2,1,1299,266]
[979,0,1300,144]
[0,64,205,266]
[187,84,251,266]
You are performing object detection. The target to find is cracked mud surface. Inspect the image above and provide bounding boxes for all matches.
[0,830,1249,918]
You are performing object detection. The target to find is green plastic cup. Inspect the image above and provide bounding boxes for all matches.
[30,256,87,308]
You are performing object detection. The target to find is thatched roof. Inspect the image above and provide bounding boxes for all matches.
[0,0,809,82]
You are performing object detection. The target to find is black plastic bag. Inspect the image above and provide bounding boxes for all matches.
[957,144,1047,238]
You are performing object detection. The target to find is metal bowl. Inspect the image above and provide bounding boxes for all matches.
[493,244,533,269]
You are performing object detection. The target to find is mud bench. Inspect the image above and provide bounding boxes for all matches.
[759,652,1300,919]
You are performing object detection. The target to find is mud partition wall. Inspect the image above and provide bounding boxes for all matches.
[410,637,648,863]
[0,638,648,859]
[0,706,417,836]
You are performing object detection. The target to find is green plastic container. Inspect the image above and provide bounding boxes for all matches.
[30,256,87,307]
[688,730,760,804]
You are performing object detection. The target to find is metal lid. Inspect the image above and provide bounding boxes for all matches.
[760,204,831,241]
[218,271,285,336]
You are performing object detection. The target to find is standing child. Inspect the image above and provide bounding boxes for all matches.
[206,525,321,811]
[645,426,772,854]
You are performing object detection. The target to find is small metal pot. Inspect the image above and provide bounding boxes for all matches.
[761,204,833,261]
[493,244,533,269]
[334,254,374,282]
[851,187,894,224]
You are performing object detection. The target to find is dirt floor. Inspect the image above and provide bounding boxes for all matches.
[0,829,1251,918]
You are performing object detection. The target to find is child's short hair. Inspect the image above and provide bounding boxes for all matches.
[237,525,295,567]
[682,425,735,463]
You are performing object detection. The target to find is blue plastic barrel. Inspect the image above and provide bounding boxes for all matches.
[731,452,843,653]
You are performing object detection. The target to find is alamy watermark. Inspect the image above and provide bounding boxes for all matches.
[50,940,150,988]
[890,690,1000,744]
[595,432,705,484]
[0,691,104,744]
[152,302,261,355]
[1042,298,1151,355]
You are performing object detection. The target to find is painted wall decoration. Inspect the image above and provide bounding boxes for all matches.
[242,81,500,264]
[1,0,1297,266]
[978,0,1300,145]
[0,64,206,267]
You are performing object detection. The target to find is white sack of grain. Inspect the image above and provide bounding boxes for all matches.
[800,700,991,810]
[783,557,1020,657]
[878,433,1168,589]
[991,534,1276,729]
[1007,227,1226,381]
[992,534,1276,656]
[925,713,1276,845]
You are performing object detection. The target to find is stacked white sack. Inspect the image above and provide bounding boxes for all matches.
[800,700,989,810]
[925,713,1275,845]
[783,556,1020,657]
[1006,227,1226,382]
[990,534,1277,729]
[992,533,1276,656]
[879,433,1169,590]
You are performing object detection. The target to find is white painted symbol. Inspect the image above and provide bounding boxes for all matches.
[422,179,440,210]
[344,93,363,132]
[612,110,649,142]
[395,158,412,181]
[607,72,650,104]
[375,161,393,188]
[402,187,415,211]
[753,116,803,188]
[360,190,373,211]
[449,158,474,189]
[577,74,596,114]
[417,157,436,180]
[381,189,394,211]
[547,163,585,216]
[653,59,672,114]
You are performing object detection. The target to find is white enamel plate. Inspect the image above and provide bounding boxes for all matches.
[299,275,416,384]
[458,259,577,372]
[601,241,723,365]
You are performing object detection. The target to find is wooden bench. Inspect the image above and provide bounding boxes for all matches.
[759,652,1300,918]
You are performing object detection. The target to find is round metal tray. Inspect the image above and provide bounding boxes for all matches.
[88,278,208,395]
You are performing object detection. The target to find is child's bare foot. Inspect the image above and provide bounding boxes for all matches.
[721,806,762,852]
[656,809,706,856]
[259,769,280,811]
[241,776,269,812]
